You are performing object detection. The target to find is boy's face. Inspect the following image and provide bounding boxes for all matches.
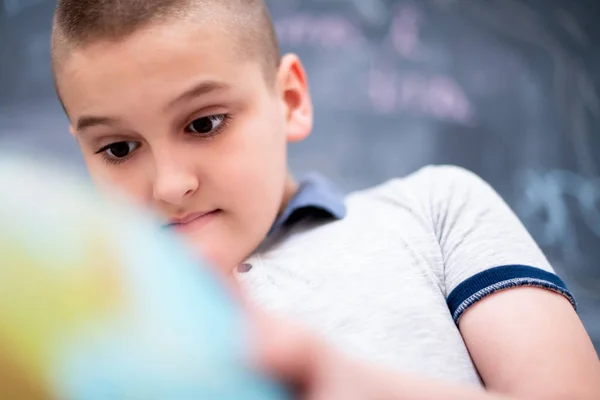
[56,19,313,271]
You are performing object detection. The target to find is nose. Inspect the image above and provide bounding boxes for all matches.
[152,156,199,206]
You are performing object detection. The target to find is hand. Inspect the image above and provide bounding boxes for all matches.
[251,311,398,400]
[250,311,512,400]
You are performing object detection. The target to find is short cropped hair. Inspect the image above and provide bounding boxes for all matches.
[51,0,280,80]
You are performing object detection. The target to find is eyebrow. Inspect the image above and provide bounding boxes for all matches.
[75,80,230,132]
[166,80,231,109]
[75,115,120,132]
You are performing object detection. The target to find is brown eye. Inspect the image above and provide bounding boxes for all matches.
[186,114,226,135]
[103,141,139,159]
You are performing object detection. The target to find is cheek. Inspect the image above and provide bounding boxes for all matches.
[84,156,151,206]
[214,113,288,209]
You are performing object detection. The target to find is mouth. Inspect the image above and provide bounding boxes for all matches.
[166,210,220,233]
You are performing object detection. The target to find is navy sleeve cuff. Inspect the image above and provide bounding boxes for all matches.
[447,265,577,324]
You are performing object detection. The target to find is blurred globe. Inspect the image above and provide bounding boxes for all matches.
[0,154,289,400]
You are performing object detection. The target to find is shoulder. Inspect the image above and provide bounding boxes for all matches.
[349,164,492,213]
[360,165,489,195]
[400,164,492,196]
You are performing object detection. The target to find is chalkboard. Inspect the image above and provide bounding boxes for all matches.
[1,0,599,352]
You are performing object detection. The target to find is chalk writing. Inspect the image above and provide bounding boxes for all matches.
[274,14,365,48]
[517,169,600,261]
[390,3,428,61]
[273,3,473,125]
[367,68,474,124]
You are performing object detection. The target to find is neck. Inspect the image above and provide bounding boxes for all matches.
[279,173,298,216]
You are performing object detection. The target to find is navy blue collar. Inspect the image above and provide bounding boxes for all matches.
[269,173,347,235]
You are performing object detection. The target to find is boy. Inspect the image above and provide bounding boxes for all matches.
[51,0,600,398]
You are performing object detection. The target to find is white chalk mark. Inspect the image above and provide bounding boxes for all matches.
[390,3,428,61]
[516,169,600,262]
[274,14,365,48]
[368,68,474,125]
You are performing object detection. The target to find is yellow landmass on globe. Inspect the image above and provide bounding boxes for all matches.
[0,228,123,398]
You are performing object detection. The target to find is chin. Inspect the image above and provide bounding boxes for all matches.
[182,236,231,273]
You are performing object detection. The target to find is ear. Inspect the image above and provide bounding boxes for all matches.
[276,53,313,143]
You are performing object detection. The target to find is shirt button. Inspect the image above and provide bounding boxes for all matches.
[237,263,253,273]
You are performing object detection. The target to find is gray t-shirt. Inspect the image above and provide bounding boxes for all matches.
[237,165,575,386]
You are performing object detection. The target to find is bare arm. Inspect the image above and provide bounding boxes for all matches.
[458,287,600,399]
